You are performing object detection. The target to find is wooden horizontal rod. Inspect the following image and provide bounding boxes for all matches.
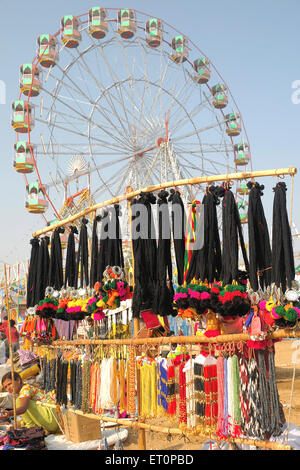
[32,166,297,237]
[39,403,292,450]
[52,328,300,348]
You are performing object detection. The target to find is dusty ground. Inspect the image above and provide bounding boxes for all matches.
[121,339,300,450]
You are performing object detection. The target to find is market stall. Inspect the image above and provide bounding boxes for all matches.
[1,166,298,451]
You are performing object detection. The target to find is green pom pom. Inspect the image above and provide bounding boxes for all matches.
[275,305,286,317]
[284,308,299,323]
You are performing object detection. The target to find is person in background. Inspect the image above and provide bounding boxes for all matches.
[8,320,20,355]
[0,319,19,357]
[87,317,94,339]
[0,372,59,435]
[0,316,9,361]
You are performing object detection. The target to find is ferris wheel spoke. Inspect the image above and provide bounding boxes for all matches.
[172,118,228,143]
[130,34,161,130]
[92,40,160,140]
[174,143,235,171]
[113,31,160,134]
[36,116,131,154]
[72,41,138,143]
[174,140,232,154]
[49,83,133,145]
[150,50,181,123]
[141,148,162,187]
[43,104,91,138]
[92,159,133,199]
[53,64,96,121]
[97,43,140,138]
[36,143,136,158]
[41,85,133,151]
[169,92,212,136]
[176,148,235,175]
[46,154,133,192]
[53,60,134,145]
[114,160,137,196]
[115,34,143,134]
[64,45,97,103]
[166,73,195,119]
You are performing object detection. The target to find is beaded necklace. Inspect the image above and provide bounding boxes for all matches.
[257,349,270,438]
[216,355,225,437]
[239,355,250,435]
[247,354,263,438]
[81,359,92,414]
[194,358,206,432]
[183,358,196,431]
[268,349,284,436]
[203,357,218,432]
[231,354,241,436]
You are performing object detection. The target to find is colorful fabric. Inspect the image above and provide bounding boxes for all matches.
[16,396,58,433]
[157,358,168,414]
[203,361,218,431]
[19,383,55,404]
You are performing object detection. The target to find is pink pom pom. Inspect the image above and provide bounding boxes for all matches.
[93,311,105,321]
[200,292,211,300]
[189,290,202,300]
[259,300,267,311]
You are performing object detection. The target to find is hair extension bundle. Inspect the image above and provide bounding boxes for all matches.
[131,192,157,318]
[215,184,249,284]
[272,182,295,291]
[75,218,89,289]
[153,190,175,317]
[185,185,221,284]
[247,182,272,292]
[26,237,40,308]
[65,226,78,288]
[90,216,101,288]
[168,189,186,286]
[48,228,64,290]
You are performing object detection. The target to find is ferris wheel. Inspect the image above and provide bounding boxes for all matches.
[12,7,252,227]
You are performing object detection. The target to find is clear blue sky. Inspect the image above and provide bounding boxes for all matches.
[0,0,299,265]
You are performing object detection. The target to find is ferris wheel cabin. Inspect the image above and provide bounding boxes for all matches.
[236,182,249,195]
[37,35,58,68]
[13,141,35,174]
[225,113,241,137]
[61,15,82,48]
[145,18,163,48]
[20,64,41,97]
[193,58,211,84]
[88,7,108,39]
[11,100,34,133]
[118,9,136,39]
[171,35,189,63]
[211,84,228,109]
[238,201,248,224]
[26,182,48,214]
[234,143,250,166]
